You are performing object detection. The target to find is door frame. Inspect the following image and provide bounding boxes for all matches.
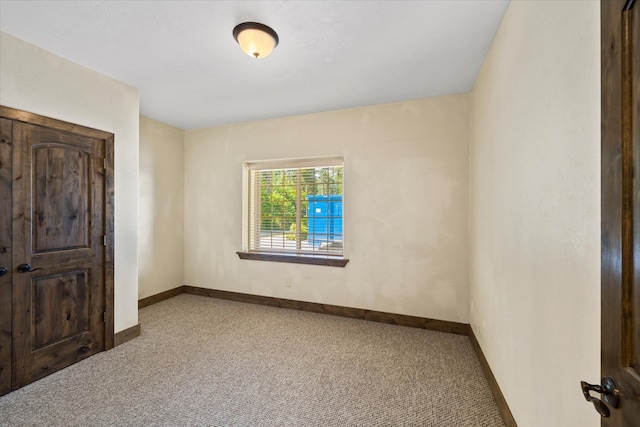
[0,105,115,353]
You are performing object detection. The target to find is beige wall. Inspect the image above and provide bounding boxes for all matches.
[185,95,470,323]
[0,32,140,333]
[139,116,185,299]
[469,2,600,426]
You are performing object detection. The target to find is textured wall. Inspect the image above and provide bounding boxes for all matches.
[0,31,140,333]
[469,2,600,426]
[139,116,185,299]
[184,94,470,323]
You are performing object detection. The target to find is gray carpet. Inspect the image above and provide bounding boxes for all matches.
[0,294,505,426]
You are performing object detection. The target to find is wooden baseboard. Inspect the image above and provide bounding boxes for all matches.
[469,328,517,427]
[114,324,141,347]
[182,286,469,335]
[138,286,186,309]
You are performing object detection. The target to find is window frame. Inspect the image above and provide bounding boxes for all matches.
[237,156,349,267]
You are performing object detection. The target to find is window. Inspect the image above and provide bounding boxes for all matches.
[239,156,347,266]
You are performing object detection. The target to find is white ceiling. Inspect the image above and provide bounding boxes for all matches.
[0,0,510,130]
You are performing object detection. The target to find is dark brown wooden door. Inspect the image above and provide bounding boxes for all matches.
[601,0,640,425]
[0,118,13,395]
[11,121,107,389]
[0,107,114,396]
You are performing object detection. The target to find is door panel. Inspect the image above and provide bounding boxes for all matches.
[601,0,640,425]
[32,270,89,349]
[12,122,105,389]
[33,146,91,252]
[0,118,13,395]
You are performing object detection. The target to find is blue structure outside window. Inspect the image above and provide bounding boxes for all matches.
[307,195,343,248]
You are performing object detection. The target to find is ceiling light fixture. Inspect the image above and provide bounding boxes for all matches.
[233,22,279,59]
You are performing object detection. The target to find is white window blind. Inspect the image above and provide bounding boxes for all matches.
[246,157,344,257]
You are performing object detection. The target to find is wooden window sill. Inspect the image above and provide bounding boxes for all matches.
[236,251,349,267]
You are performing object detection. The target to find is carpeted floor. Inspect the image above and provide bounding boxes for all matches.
[0,294,504,426]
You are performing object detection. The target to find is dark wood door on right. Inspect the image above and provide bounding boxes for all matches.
[0,118,13,395]
[601,0,640,425]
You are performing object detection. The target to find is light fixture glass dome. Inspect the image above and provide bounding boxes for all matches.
[233,22,279,59]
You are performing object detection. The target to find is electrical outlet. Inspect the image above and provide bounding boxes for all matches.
[285,279,292,288]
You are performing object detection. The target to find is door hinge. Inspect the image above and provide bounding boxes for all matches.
[103,158,107,169]
[103,312,107,322]
[103,235,107,246]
